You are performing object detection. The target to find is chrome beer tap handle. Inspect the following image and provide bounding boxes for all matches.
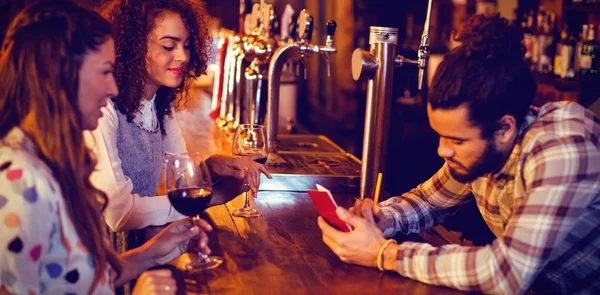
[260,3,275,37]
[325,20,336,48]
[306,16,314,43]
[322,52,331,77]
[394,55,418,68]
[417,0,433,90]
[296,10,312,80]
[321,20,337,77]
[297,10,313,44]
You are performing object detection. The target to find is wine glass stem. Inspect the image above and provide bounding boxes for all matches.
[243,192,252,209]
[193,214,209,261]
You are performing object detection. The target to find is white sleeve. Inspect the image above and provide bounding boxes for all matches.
[85,101,185,232]
[163,108,188,155]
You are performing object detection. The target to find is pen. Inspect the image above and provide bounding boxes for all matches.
[373,172,382,204]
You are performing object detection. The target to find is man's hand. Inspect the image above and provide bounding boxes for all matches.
[349,198,384,226]
[142,218,212,266]
[206,154,272,195]
[318,206,387,267]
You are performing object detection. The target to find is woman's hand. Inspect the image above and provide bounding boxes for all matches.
[142,218,212,265]
[318,206,387,267]
[131,269,176,295]
[206,154,272,195]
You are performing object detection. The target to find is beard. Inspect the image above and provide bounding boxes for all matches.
[447,140,504,183]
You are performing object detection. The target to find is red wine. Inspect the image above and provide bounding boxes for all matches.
[167,188,212,217]
[254,157,267,165]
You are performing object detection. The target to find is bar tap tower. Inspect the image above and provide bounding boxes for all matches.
[352,0,433,200]
[244,3,278,126]
[266,10,337,152]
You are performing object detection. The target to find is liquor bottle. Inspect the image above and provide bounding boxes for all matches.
[553,28,567,77]
[531,11,543,70]
[524,13,534,66]
[561,30,577,79]
[579,24,600,107]
[537,14,554,74]
[575,25,589,73]
[580,24,599,77]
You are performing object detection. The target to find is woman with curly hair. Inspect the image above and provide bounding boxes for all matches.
[0,1,211,294]
[88,0,271,251]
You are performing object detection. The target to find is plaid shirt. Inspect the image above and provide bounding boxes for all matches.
[379,102,600,294]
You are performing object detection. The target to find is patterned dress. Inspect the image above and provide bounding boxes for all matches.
[0,128,113,295]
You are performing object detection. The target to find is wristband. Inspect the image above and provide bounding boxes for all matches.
[376,239,397,271]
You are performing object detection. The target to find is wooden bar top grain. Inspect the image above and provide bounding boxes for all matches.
[163,89,471,295]
[169,191,471,295]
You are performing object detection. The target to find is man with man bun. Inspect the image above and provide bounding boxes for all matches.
[319,14,600,295]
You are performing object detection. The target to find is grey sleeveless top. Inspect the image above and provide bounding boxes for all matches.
[115,110,165,197]
[112,108,164,256]
[112,108,165,295]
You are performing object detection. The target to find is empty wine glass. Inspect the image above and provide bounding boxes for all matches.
[231,124,267,218]
[165,153,223,271]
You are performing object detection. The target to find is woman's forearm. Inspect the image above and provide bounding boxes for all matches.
[115,245,155,287]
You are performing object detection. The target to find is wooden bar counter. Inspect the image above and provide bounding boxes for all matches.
[164,88,471,295]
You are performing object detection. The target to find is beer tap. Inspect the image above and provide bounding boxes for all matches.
[418,0,433,90]
[237,4,262,128]
[243,3,278,125]
[322,20,336,77]
[210,29,232,120]
[280,4,295,42]
[296,11,314,80]
[279,5,297,80]
[352,0,433,200]
[224,2,283,133]
[217,4,261,132]
[266,9,337,153]
[217,33,238,128]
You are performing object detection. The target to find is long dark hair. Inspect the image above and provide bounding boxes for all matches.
[0,0,122,291]
[101,0,212,134]
[428,14,537,138]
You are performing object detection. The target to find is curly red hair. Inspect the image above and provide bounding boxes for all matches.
[100,0,212,134]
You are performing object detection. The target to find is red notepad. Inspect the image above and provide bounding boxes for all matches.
[307,184,352,232]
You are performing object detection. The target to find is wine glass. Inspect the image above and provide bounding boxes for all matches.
[231,124,268,218]
[165,153,223,271]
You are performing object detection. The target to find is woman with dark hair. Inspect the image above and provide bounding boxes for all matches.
[0,1,210,294]
[89,0,270,246]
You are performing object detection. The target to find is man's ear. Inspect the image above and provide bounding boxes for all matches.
[495,115,517,144]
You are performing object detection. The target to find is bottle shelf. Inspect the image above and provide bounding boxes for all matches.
[564,3,600,14]
[531,71,581,92]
